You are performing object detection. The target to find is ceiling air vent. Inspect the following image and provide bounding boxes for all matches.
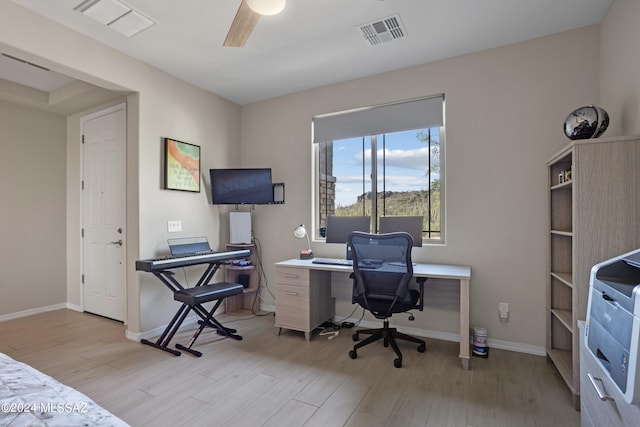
[1,53,50,71]
[358,14,407,46]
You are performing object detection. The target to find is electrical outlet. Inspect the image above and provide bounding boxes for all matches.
[499,302,509,321]
[167,220,182,233]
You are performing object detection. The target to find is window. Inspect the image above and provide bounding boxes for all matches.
[313,95,444,244]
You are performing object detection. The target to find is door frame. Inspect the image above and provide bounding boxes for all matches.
[79,102,127,322]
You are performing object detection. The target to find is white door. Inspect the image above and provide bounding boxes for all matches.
[82,104,126,321]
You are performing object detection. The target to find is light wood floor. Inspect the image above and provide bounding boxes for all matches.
[0,309,579,427]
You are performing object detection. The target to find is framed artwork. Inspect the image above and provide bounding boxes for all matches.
[164,138,201,192]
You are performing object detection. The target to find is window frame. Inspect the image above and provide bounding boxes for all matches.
[312,125,445,246]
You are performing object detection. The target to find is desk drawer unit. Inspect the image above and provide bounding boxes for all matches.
[275,268,309,286]
[275,268,310,331]
[275,282,310,329]
[274,266,333,341]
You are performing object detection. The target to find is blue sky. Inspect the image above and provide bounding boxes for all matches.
[332,129,440,207]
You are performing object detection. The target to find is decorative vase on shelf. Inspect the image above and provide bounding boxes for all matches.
[563,105,609,140]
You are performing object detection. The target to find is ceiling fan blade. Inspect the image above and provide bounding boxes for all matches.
[223,0,261,47]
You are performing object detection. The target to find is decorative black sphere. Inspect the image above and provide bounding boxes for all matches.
[564,105,609,140]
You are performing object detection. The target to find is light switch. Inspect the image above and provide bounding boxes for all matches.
[168,220,182,233]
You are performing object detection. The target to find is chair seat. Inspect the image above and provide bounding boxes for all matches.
[357,289,420,317]
[174,282,244,306]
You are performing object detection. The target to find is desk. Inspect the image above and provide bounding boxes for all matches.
[274,258,472,370]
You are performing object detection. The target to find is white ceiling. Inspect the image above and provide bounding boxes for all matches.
[5,0,612,106]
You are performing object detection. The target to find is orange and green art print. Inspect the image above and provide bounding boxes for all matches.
[164,138,200,192]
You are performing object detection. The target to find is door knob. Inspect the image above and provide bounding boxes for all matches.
[111,239,123,246]
[117,227,123,234]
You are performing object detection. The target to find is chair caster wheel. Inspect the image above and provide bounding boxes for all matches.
[349,350,357,359]
[394,358,402,368]
[417,344,426,353]
[352,333,359,341]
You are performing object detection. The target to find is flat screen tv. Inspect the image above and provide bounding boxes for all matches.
[210,168,274,205]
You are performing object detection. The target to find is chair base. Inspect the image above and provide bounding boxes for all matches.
[349,319,425,368]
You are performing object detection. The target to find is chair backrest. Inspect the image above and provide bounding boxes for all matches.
[348,231,414,315]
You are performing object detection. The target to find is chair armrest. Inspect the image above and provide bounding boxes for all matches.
[350,272,356,304]
[415,277,427,311]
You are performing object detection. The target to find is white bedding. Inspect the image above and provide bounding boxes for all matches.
[0,352,129,427]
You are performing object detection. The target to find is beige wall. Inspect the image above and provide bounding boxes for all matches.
[241,26,601,350]
[0,0,241,333]
[0,100,67,314]
[134,79,241,332]
[2,0,637,351]
[600,0,640,136]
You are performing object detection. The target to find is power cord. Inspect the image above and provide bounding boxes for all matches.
[354,307,366,326]
[333,305,360,326]
[319,327,339,340]
[252,237,274,297]
[249,236,273,317]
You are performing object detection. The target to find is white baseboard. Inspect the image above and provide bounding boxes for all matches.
[340,317,546,356]
[66,303,82,312]
[485,337,546,356]
[126,314,201,342]
[2,304,545,356]
[260,304,275,313]
[128,304,277,342]
[0,303,68,322]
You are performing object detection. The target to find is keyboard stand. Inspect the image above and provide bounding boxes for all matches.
[140,262,241,356]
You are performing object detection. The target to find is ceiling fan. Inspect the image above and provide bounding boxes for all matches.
[223,0,286,47]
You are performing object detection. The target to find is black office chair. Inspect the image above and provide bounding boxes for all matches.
[347,231,426,368]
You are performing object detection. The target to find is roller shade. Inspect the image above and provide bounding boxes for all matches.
[313,94,444,143]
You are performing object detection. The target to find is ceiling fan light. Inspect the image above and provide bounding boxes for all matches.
[246,0,285,16]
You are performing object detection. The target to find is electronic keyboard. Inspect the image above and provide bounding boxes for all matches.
[135,249,250,272]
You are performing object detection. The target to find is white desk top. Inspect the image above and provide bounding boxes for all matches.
[275,258,471,280]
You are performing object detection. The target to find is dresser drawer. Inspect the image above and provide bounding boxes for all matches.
[275,267,309,286]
